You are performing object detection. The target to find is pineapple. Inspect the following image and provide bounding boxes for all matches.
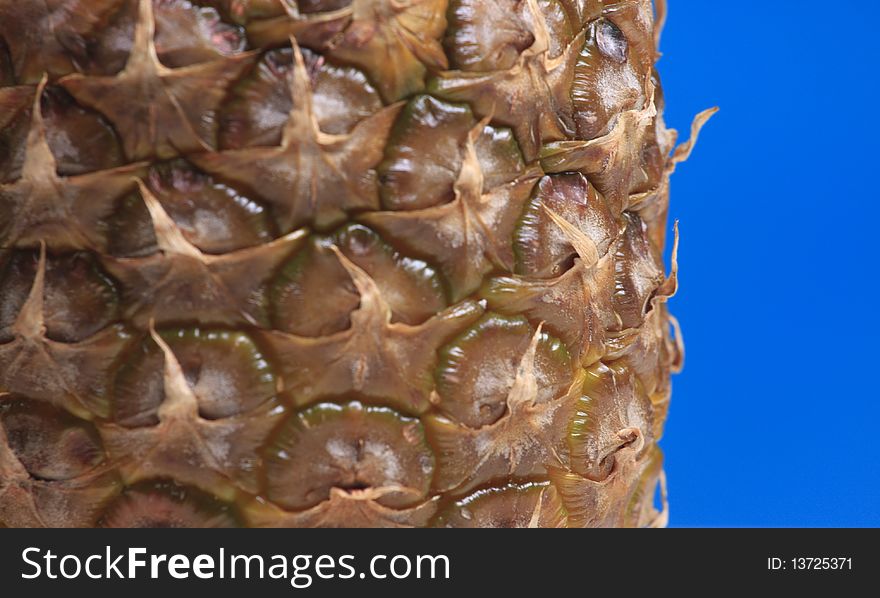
[0,0,713,528]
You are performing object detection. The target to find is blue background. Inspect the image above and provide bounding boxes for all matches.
[658,0,879,526]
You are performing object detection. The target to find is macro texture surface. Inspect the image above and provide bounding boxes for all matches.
[0,0,706,527]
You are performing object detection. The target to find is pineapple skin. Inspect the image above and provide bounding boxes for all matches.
[0,0,702,528]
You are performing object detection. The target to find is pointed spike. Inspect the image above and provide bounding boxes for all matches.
[506,323,543,410]
[280,0,302,18]
[656,221,679,299]
[13,241,47,338]
[642,79,658,123]
[527,487,545,528]
[149,321,200,420]
[21,75,58,180]
[540,79,658,175]
[524,0,550,56]
[542,204,600,266]
[135,179,203,258]
[290,37,315,115]
[128,0,161,71]
[615,426,645,456]
[453,120,487,202]
[337,485,408,503]
[472,113,493,134]
[282,36,317,144]
[328,244,393,323]
[670,220,680,279]
[650,470,669,528]
[669,107,717,171]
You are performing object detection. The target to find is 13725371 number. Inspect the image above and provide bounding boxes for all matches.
[790,557,852,570]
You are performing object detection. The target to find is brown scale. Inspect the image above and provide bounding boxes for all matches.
[444,0,536,72]
[551,444,666,528]
[269,223,447,336]
[40,86,126,175]
[568,361,656,482]
[104,160,277,257]
[632,70,670,196]
[262,401,435,510]
[101,181,305,328]
[154,0,248,67]
[535,0,577,58]
[0,244,131,419]
[514,172,617,278]
[100,479,241,527]
[541,85,660,212]
[430,0,582,162]
[0,77,145,251]
[220,45,383,148]
[258,247,483,414]
[378,94,525,211]
[481,238,619,367]
[244,0,449,103]
[433,313,573,429]
[191,39,403,232]
[482,183,677,370]
[98,325,285,498]
[245,3,351,50]
[0,114,28,187]
[79,0,247,76]
[0,398,120,527]
[111,327,279,426]
[611,211,667,331]
[0,0,122,83]
[2,399,106,481]
[603,0,658,74]
[434,482,566,528]
[426,326,583,494]
[607,221,681,442]
[59,0,256,161]
[309,0,451,103]
[443,0,578,73]
[0,248,119,344]
[363,121,542,301]
[604,305,680,442]
[0,86,33,182]
[244,487,439,528]
[572,18,647,141]
[0,83,125,182]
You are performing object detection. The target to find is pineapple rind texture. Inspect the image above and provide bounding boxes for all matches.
[0,0,701,528]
